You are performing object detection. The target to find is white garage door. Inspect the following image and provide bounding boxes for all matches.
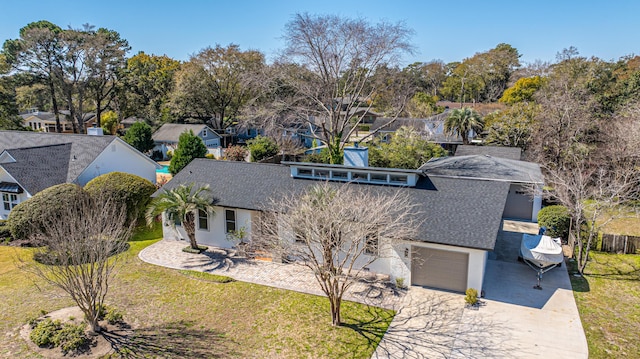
[411,246,469,292]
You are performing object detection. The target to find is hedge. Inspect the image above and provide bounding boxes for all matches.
[84,172,156,225]
[537,205,571,239]
[7,184,87,241]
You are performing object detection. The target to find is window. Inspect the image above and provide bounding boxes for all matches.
[203,129,208,137]
[370,173,387,182]
[198,210,208,230]
[298,168,313,176]
[364,233,378,255]
[352,172,368,181]
[389,175,408,184]
[225,209,236,233]
[314,169,329,178]
[2,193,17,211]
[331,171,348,180]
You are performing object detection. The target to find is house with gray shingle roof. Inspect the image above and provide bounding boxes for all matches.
[155,150,516,293]
[454,144,522,160]
[152,124,222,159]
[420,154,543,221]
[0,131,161,219]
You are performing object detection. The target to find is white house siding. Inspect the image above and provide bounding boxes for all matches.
[393,241,487,292]
[0,168,31,220]
[163,207,255,249]
[76,139,157,185]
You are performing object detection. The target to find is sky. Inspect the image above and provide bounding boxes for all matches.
[1,0,638,66]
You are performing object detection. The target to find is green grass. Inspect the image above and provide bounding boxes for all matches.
[130,221,163,241]
[569,252,640,358]
[179,269,235,283]
[0,232,394,358]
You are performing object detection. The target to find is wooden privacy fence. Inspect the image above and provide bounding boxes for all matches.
[600,234,640,254]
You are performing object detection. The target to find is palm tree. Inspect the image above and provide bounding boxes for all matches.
[146,183,216,249]
[444,107,484,145]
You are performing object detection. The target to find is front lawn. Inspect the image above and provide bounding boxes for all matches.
[569,252,640,358]
[0,237,394,358]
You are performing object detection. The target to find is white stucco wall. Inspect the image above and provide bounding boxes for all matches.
[76,139,158,185]
[162,207,255,249]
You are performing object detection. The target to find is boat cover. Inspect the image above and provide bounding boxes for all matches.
[521,234,563,268]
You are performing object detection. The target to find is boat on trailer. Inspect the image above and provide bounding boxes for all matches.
[520,234,564,289]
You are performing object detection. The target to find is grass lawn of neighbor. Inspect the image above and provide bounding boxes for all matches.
[569,252,640,358]
[0,224,394,358]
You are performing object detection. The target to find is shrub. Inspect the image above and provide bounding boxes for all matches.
[537,205,571,239]
[0,219,11,241]
[395,277,405,289]
[205,153,215,159]
[170,130,207,174]
[8,184,87,241]
[247,135,279,162]
[30,319,61,347]
[166,150,173,159]
[84,172,156,225]
[54,323,88,354]
[465,288,478,306]
[224,145,248,161]
[123,121,154,153]
[97,304,124,325]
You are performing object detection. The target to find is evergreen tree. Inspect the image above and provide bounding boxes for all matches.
[169,130,207,174]
[123,122,154,153]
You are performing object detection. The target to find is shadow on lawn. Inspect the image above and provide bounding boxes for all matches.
[584,255,640,281]
[567,259,591,293]
[340,306,395,356]
[102,320,238,358]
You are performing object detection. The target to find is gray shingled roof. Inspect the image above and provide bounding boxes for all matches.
[1,144,71,194]
[455,145,522,160]
[419,155,543,184]
[0,131,116,194]
[156,159,509,250]
[152,124,217,143]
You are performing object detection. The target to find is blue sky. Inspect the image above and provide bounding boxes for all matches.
[1,0,638,66]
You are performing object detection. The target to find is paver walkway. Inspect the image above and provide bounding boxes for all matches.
[139,239,405,309]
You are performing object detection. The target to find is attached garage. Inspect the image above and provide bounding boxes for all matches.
[502,184,534,220]
[411,246,469,293]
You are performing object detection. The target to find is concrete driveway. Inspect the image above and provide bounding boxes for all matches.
[374,221,588,358]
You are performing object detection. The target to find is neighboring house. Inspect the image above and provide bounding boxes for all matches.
[156,148,516,294]
[120,117,146,132]
[0,131,161,219]
[369,112,478,152]
[20,110,97,133]
[454,144,522,160]
[152,124,222,159]
[419,152,543,222]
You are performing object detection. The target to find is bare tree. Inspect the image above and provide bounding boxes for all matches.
[272,13,414,164]
[256,182,419,326]
[23,194,133,333]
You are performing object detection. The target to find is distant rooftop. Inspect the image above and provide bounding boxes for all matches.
[455,145,522,161]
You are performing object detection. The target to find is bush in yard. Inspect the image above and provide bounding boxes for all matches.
[247,135,279,162]
[0,219,11,241]
[29,319,89,354]
[224,145,248,161]
[54,323,89,354]
[170,130,207,174]
[30,319,61,347]
[123,121,154,154]
[84,172,156,225]
[7,184,87,241]
[537,205,571,240]
[465,288,479,306]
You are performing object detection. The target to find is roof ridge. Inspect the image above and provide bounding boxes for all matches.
[4,143,73,152]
